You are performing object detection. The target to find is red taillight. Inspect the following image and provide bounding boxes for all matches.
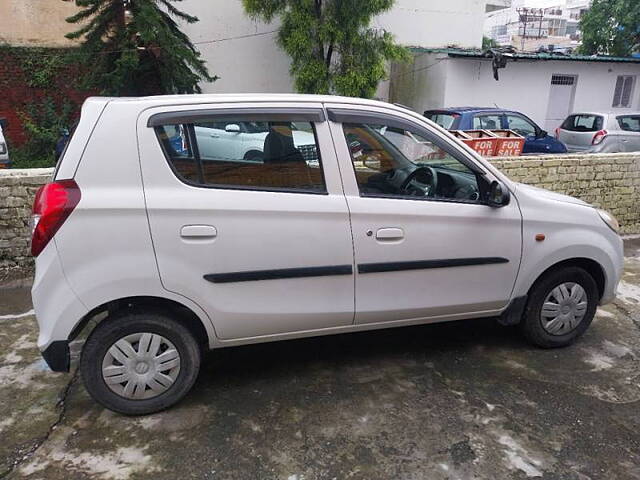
[31,179,81,256]
[554,127,560,138]
[592,129,608,145]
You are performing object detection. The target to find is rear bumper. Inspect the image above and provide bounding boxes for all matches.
[41,341,70,372]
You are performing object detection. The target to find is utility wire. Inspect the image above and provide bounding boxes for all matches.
[22,29,279,57]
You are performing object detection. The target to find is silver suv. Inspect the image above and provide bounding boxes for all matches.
[32,94,623,414]
[557,112,640,153]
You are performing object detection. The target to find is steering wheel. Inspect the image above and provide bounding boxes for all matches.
[400,166,438,197]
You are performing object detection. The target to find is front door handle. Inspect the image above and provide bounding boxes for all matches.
[181,225,217,239]
[375,228,404,241]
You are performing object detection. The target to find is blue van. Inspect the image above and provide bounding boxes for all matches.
[424,107,567,154]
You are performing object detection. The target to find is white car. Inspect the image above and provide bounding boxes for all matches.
[0,123,9,167]
[32,94,623,414]
[556,112,640,153]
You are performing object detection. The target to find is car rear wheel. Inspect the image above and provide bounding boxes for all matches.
[522,267,598,348]
[80,311,201,415]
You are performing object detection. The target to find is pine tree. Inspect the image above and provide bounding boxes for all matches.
[242,0,409,98]
[66,0,216,96]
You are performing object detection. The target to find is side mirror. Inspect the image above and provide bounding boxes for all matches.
[537,129,547,139]
[225,124,241,133]
[487,180,510,207]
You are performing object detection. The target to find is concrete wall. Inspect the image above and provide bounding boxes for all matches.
[1,152,638,286]
[180,0,488,96]
[0,0,80,47]
[397,54,640,131]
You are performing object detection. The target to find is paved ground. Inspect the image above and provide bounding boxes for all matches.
[1,239,639,480]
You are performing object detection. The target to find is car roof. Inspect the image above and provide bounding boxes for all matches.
[424,107,518,114]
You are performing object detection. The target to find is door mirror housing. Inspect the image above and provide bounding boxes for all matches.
[537,129,547,139]
[225,123,241,133]
[487,180,510,207]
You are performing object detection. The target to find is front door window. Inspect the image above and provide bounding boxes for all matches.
[342,122,484,203]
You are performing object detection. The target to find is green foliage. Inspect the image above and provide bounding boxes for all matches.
[13,98,76,168]
[66,0,217,95]
[482,36,499,49]
[242,0,409,98]
[579,0,640,56]
[0,45,77,90]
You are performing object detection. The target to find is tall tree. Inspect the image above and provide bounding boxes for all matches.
[242,0,409,98]
[579,0,640,56]
[66,0,216,96]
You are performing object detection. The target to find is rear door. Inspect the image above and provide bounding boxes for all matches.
[138,103,355,340]
[327,105,522,326]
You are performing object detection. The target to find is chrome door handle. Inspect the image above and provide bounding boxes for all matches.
[375,228,404,241]
[180,225,217,238]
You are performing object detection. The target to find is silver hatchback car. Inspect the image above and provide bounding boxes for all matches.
[557,112,640,153]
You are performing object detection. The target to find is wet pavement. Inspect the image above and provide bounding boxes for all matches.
[1,238,639,479]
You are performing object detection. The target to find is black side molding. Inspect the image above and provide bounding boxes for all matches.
[204,265,353,284]
[358,257,509,274]
[41,340,70,372]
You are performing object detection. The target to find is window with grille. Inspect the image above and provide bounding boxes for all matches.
[551,75,575,86]
[612,76,636,108]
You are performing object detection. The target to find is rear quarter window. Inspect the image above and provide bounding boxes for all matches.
[561,114,603,132]
[424,112,458,130]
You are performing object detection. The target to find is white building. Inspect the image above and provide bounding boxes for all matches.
[484,0,591,52]
[178,0,490,96]
[389,49,640,131]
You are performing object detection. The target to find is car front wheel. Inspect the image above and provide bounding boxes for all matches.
[522,266,599,348]
[80,311,201,415]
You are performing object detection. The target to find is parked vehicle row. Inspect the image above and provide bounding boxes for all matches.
[424,107,640,155]
[32,94,623,414]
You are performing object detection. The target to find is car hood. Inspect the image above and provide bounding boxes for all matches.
[515,183,590,206]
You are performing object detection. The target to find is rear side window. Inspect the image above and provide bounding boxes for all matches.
[617,115,640,132]
[472,114,502,130]
[155,117,325,193]
[424,112,458,129]
[561,114,603,132]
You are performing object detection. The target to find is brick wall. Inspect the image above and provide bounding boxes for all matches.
[1,152,639,286]
[0,47,90,147]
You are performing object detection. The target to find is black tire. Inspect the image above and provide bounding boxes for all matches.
[80,311,201,415]
[522,266,599,348]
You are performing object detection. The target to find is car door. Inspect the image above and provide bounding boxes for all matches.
[138,104,355,340]
[504,113,551,154]
[616,115,640,152]
[326,105,522,325]
[472,113,503,131]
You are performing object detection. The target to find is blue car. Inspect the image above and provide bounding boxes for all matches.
[424,107,567,154]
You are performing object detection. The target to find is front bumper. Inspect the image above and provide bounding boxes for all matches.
[41,340,70,372]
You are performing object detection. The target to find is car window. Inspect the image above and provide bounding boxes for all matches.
[505,115,537,137]
[424,112,458,129]
[473,115,502,130]
[560,114,603,132]
[155,118,325,193]
[342,122,483,203]
[617,115,640,132]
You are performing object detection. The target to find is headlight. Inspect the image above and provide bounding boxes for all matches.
[597,209,620,233]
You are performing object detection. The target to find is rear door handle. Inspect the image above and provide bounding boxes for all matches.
[180,225,217,238]
[375,228,404,241]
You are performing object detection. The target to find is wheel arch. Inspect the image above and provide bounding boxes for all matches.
[70,296,212,352]
[527,257,605,301]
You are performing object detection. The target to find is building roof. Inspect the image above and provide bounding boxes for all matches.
[410,47,640,64]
